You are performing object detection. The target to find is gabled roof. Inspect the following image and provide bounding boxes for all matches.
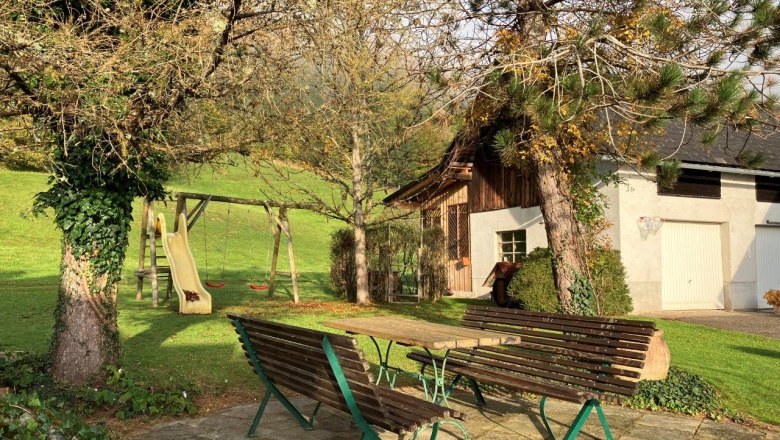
[384,119,780,206]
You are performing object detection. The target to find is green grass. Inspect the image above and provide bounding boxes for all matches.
[644,318,780,425]
[1,164,779,425]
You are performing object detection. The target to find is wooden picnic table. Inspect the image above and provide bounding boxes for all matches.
[324,316,518,350]
[323,315,520,432]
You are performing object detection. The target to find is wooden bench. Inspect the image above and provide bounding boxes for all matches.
[229,314,464,439]
[406,305,658,440]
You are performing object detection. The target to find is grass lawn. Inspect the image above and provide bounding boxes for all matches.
[1,165,779,426]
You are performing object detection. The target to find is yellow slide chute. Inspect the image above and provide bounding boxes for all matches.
[157,213,212,314]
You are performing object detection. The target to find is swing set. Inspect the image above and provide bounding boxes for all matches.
[135,192,309,306]
[202,202,272,291]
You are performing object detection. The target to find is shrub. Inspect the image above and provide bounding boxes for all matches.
[625,367,735,419]
[329,223,447,302]
[506,248,559,312]
[329,228,357,301]
[506,247,633,316]
[2,150,50,171]
[0,352,198,434]
[1,391,109,440]
[590,249,633,316]
[419,226,447,301]
[763,289,780,306]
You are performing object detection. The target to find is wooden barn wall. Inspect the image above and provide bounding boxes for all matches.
[421,183,472,292]
[468,152,539,213]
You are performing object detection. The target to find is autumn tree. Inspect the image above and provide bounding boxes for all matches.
[0,0,277,384]
[244,0,454,304]
[439,0,780,313]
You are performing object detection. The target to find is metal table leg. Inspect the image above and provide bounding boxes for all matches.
[419,348,470,439]
[368,336,398,388]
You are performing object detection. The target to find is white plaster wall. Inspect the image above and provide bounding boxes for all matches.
[468,164,778,312]
[616,167,768,312]
[469,207,547,295]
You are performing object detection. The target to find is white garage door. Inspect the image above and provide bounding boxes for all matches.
[755,226,780,309]
[661,222,724,310]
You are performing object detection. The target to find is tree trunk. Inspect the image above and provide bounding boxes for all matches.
[51,243,120,385]
[351,130,370,304]
[529,150,588,313]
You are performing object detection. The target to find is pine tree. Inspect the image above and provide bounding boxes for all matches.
[449,0,780,313]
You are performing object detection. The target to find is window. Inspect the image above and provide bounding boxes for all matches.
[756,176,780,203]
[658,168,721,199]
[447,204,469,260]
[498,230,527,262]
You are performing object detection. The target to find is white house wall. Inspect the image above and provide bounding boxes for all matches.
[468,164,780,312]
[469,207,548,296]
[618,166,780,312]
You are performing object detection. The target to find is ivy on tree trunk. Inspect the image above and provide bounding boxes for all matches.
[36,143,168,384]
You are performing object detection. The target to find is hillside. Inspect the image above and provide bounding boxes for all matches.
[0,162,342,356]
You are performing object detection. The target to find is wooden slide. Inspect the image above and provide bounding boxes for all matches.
[157,213,212,314]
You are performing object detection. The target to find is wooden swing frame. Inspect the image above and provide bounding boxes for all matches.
[135,192,313,305]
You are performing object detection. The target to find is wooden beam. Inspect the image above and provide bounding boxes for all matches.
[175,192,317,210]
[186,196,211,231]
[173,194,186,232]
[279,207,300,304]
[136,201,150,300]
[266,206,282,298]
[147,206,159,307]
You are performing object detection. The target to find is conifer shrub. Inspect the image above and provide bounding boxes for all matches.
[506,247,633,316]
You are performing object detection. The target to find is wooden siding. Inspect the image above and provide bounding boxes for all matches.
[469,151,538,213]
[422,183,472,292]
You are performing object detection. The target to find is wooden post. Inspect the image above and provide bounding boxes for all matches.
[148,205,159,306]
[136,201,150,300]
[279,207,300,304]
[386,223,392,302]
[173,193,186,232]
[266,206,282,298]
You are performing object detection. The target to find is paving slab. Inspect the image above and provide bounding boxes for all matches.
[132,389,773,440]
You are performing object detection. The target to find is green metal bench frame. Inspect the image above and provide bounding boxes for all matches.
[408,306,657,440]
[235,320,443,439]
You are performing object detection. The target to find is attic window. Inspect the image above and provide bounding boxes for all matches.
[658,167,721,199]
[756,176,780,203]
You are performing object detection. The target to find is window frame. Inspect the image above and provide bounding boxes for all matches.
[657,167,721,199]
[756,175,780,203]
[497,229,527,263]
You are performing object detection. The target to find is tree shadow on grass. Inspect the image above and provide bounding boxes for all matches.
[730,346,780,359]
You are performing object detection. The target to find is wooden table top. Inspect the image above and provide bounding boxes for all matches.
[323,316,519,350]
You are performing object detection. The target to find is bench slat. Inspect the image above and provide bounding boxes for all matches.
[461,346,641,379]
[463,312,653,343]
[408,352,589,404]
[466,306,657,330]
[446,351,636,395]
[462,322,650,351]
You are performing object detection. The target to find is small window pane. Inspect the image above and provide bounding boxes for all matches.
[498,229,527,263]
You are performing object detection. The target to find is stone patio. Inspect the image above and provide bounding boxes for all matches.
[132,389,775,439]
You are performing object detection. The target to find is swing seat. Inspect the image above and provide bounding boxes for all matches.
[206,281,226,288]
[249,283,269,291]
